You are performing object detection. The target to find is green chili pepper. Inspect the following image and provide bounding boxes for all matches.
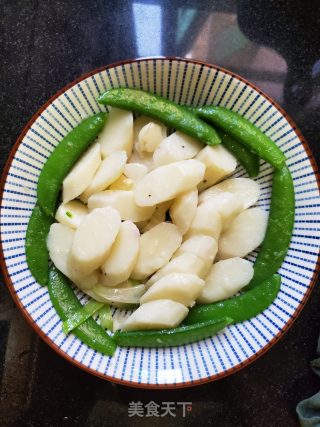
[184,274,281,326]
[247,165,295,289]
[217,129,260,177]
[62,299,104,334]
[113,318,232,348]
[97,88,221,145]
[26,206,53,286]
[98,305,113,330]
[48,266,116,356]
[37,113,107,217]
[194,105,286,169]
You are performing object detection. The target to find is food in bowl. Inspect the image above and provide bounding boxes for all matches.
[25,88,295,356]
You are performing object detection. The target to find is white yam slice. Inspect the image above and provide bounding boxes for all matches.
[87,190,155,222]
[198,258,254,303]
[129,138,154,171]
[109,174,134,190]
[47,223,98,290]
[196,145,237,191]
[47,223,75,278]
[146,253,208,287]
[199,177,260,209]
[138,121,166,153]
[121,299,188,331]
[80,151,127,201]
[218,207,268,259]
[69,207,121,275]
[201,192,244,229]
[134,159,205,206]
[185,203,222,240]
[153,131,203,167]
[62,142,101,203]
[174,234,218,274]
[100,221,140,286]
[131,222,182,280]
[140,273,204,307]
[97,107,134,158]
[124,163,148,182]
[133,115,152,141]
[73,270,100,291]
[142,200,172,233]
[169,189,198,235]
[55,200,88,229]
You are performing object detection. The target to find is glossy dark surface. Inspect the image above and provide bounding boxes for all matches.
[0,1,319,426]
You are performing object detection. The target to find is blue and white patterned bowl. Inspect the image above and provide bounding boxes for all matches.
[1,58,319,388]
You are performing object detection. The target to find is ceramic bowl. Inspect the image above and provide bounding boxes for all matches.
[1,58,319,388]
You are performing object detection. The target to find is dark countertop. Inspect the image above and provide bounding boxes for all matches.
[0,1,319,426]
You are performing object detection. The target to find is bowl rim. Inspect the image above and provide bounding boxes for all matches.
[1,56,319,389]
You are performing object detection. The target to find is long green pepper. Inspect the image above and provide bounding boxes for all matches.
[48,266,116,356]
[62,299,104,334]
[194,105,286,169]
[114,318,232,348]
[247,165,295,289]
[184,275,281,325]
[217,129,260,177]
[98,88,221,145]
[37,112,107,217]
[26,206,53,286]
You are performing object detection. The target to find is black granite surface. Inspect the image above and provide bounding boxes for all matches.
[0,1,320,426]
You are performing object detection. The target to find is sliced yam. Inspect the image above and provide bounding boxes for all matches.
[100,221,140,286]
[121,299,188,331]
[197,258,254,303]
[218,207,268,259]
[69,207,121,275]
[124,163,148,182]
[196,145,237,191]
[129,147,142,163]
[199,177,260,209]
[140,273,204,307]
[153,131,203,167]
[131,222,182,280]
[47,223,75,278]
[134,159,205,206]
[129,143,154,170]
[47,223,98,290]
[55,200,88,229]
[72,269,99,291]
[201,192,244,229]
[133,115,152,141]
[169,189,198,235]
[109,174,134,190]
[80,151,127,201]
[138,121,166,153]
[87,190,155,222]
[174,234,218,274]
[185,203,222,240]
[62,142,101,203]
[146,253,208,287]
[142,200,173,233]
[131,118,155,169]
[98,107,134,158]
